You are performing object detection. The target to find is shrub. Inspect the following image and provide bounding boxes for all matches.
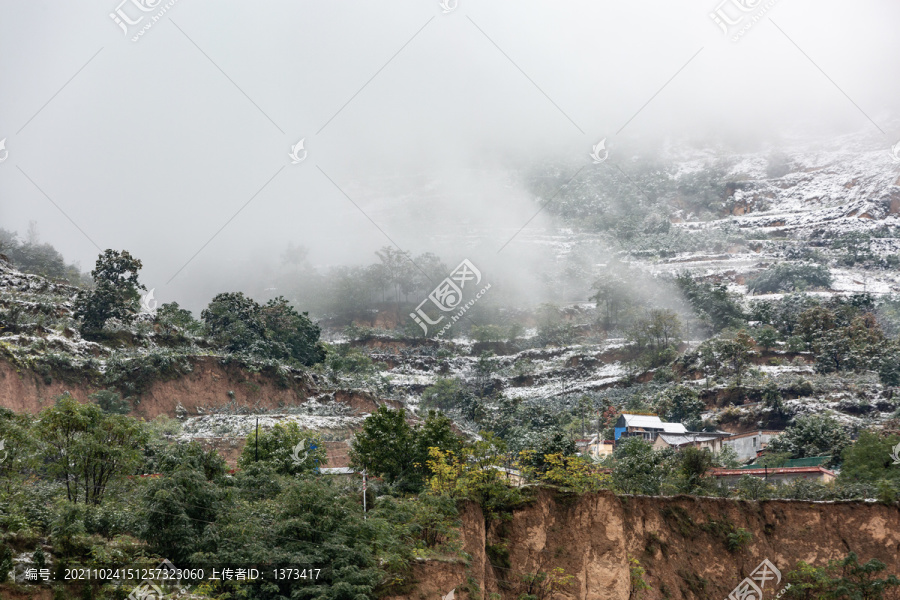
[733,475,774,500]
[89,389,130,414]
[471,324,505,343]
[785,553,900,599]
[0,543,11,583]
[533,453,610,493]
[675,274,745,334]
[747,263,833,294]
[726,528,753,552]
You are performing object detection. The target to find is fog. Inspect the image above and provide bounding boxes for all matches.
[2,0,899,313]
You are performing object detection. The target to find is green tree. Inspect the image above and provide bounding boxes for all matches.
[201,476,387,599]
[376,245,415,304]
[261,296,326,365]
[677,447,715,494]
[675,274,744,334]
[877,346,900,387]
[201,293,326,365]
[797,306,836,346]
[767,414,850,466]
[0,543,11,583]
[350,406,418,485]
[645,309,683,351]
[201,292,267,353]
[748,262,833,294]
[755,326,778,352]
[654,385,705,430]
[471,324,505,343]
[839,431,900,485]
[37,393,104,503]
[0,408,38,494]
[37,393,148,504]
[519,427,577,474]
[422,378,471,414]
[416,410,463,469]
[155,301,201,336]
[535,304,576,347]
[474,351,498,398]
[350,407,462,490]
[627,309,683,366]
[238,422,326,476]
[326,343,379,376]
[591,273,629,330]
[715,330,756,386]
[146,440,227,482]
[73,249,145,334]
[762,381,786,415]
[611,437,674,495]
[715,444,741,468]
[756,451,792,468]
[80,413,148,504]
[141,463,222,564]
[0,225,85,283]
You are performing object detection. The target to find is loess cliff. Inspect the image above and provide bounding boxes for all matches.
[390,489,900,600]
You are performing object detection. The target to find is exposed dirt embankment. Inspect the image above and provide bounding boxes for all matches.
[0,356,327,419]
[392,490,900,600]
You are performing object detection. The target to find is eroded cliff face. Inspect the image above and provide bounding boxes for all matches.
[0,355,317,417]
[392,490,900,600]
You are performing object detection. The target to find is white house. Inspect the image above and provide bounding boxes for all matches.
[721,430,782,462]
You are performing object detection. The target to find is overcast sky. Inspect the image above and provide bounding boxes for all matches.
[1,0,898,309]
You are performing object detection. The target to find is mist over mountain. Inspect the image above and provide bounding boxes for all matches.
[3,3,900,599]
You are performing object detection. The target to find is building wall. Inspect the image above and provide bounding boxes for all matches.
[723,432,777,462]
[704,439,723,453]
[653,437,724,453]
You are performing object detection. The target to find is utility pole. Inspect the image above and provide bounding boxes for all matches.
[581,402,585,439]
[255,418,259,462]
[362,470,367,520]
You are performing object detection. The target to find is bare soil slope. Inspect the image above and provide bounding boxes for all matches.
[391,490,900,600]
[0,355,319,418]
